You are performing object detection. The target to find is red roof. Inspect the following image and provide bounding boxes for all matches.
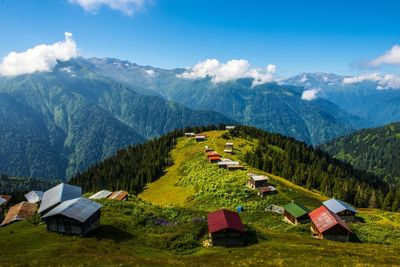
[207,152,220,157]
[207,209,245,234]
[309,205,352,233]
[208,156,221,160]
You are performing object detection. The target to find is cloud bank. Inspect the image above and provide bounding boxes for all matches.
[342,73,400,89]
[69,0,149,16]
[177,59,276,86]
[301,88,320,101]
[0,32,77,77]
[369,45,400,67]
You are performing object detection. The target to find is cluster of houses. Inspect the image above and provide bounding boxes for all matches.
[204,144,246,171]
[0,184,128,236]
[282,198,356,242]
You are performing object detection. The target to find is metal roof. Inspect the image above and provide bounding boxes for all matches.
[0,197,6,206]
[283,201,310,218]
[218,160,239,166]
[38,183,82,214]
[42,197,102,223]
[89,190,113,200]
[24,191,44,204]
[207,209,245,234]
[1,202,37,226]
[322,198,357,214]
[309,205,352,234]
[108,191,128,201]
[251,175,268,182]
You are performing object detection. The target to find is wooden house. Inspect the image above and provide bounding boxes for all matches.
[207,151,220,158]
[108,190,129,201]
[322,198,357,222]
[246,175,269,189]
[42,197,102,236]
[207,209,245,247]
[24,191,44,204]
[208,156,221,163]
[283,201,310,224]
[258,186,277,197]
[89,190,113,200]
[38,183,82,216]
[218,159,240,169]
[1,202,37,227]
[195,135,206,142]
[225,126,236,130]
[184,132,195,137]
[204,146,213,153]
[226,164,245,171]
[309,205,352,242]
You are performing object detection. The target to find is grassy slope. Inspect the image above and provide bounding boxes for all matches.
[1,130,400,266]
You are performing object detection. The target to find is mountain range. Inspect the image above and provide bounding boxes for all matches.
[1,57,400,180]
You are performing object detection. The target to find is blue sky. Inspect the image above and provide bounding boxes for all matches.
[1,0,400,76]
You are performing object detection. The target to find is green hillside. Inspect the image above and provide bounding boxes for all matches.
[1,128,400,266]
[321,122,400,185]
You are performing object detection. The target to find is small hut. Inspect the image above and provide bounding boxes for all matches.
[246,175,269,189]
[207,209,245,247]
[208,156,221,163]
[38,183,82,216]
[42,197,102,236]
[185,132,195,137]
[309,205,352,242]
[1,202,37,227]
[89,190,113,200]
[24,191,44,204]
[108,191,129,201]
[207,151,220,158]
[218,159,240,169]
[258,186,277,197]
[322,198,357,222]
[283,201,310,224]
[204,146,213,153]
[226,164,244,171]
[195,135,206,142]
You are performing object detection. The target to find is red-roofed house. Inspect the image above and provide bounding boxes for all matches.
[208,155,221,163]
[309,205,352,242]
[207,209,245,247]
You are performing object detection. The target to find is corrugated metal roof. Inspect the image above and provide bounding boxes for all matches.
[208,209,245,234]
[1,202,37,226]
[24,191,44,204]
[283,201,309,218]
[108,191,128,201]
[38,183,82,214]
[42,197,102,223]
[89,190,113,200]
[218,160,239,166]
[323,198,357,214]
[251,175,268,182]
[309,206,352,234]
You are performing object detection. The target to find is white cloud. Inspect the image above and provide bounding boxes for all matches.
[301,88,320,101]
[69,0,149,16]
[177,59,276,86]
[145,69,155,77]
[369,45,400,67]
[0,32,77,77]
[342,73,400,89]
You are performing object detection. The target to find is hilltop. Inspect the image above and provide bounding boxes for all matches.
[321,122,400,185]
[1,127,400,266]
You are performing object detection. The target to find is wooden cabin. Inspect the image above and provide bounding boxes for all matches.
[309,206,352,242]
[204,146,213,153]
[208,156,221,163]
[25,191,44,204]
[207,151,220,158]
[227,164,244,171]
[1,202,37,227]
[218,159,240,169]
[283,201,310,225]
[207,209,245,247]
[42,197,101,236]
[108,190,129,201]
[184,132,195,137]
[89,190,113,200]
[258,186,277,197]
[246,175,268,189]
[195,135,206,142]
[38,183,82,216]
[322,198,357,222]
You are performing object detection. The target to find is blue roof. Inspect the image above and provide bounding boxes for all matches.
[42,197,102,223]
[322,198,357,214]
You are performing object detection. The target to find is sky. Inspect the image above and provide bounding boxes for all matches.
[1,0,400,76]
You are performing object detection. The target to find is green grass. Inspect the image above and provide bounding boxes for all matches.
[1,130,400,266]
